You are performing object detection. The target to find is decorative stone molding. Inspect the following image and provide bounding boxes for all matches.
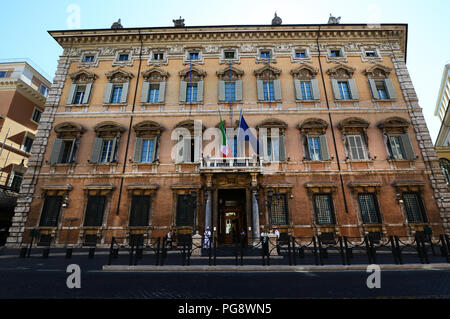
[338,117,370,133]
[326,46,348,63]
[216,66,244,81]
[304,181,338,194]
[290,64,318,80]
[364,64,392,79]
[105,68,134,83]
[147,49,168,66]
[256,118,288,131]
[54,122,85,138]
[179,67,206,81]
[297,118,329,135]
[79,51,100,68]
[348,181,382,193]
[142,68,169,81]
[256,47,276,64]
[254,65,282,80]
[94,121,125,137]
[183,48,204,65]
[361,46,383,63]
[377,117,410,134]
[219,47,241,65]
[112,49,134,67]
[69,70,97,84]
[326,64,355,79]
[291,46,312,64]
[133,121,165,137]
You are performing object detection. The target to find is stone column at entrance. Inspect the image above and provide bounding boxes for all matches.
[205,189,212,231]
[252,190,260,244]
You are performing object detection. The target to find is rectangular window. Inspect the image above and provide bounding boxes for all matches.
[118,54,129,61]
[31,108,42,123]
[225,82,236,102]
[330,49,342,57]
[300,81,313,100]
[308,137,322,161]
[338,81,352,100]
[176,194,196,227]
[263,81,275,101]
[366,50,377,57]
[186,83,198,102]
[359,193,381,224]
[40,85,49,97]
[347,135,367,160]
[141,139,155,163]
[295,50,306,58]
[403,193,427,223]
[389,136,405,160]
[10,172,23,192]
[60,140,75,163]
[110,85,123,104]
[153,53,164,60]
[270,194,288,225]
[83,55,95,62]
[189,52,199,60]
[23,136,34,153]
[267,136,280,161]
[129,195,151,226]
[0,71,7,78]
[39,196,63,227]
[314,194,336,225]
[260,51,271,58]
[224,51,236,59]
[100,139,114,163]
[73,85,86,104]
[84,195,106,226]
[148,84,160,103]
[375,80,388,99]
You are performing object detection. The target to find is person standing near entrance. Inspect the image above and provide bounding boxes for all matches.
[273,227,281,255]
[204,227,212,249]
[261,230,269,256]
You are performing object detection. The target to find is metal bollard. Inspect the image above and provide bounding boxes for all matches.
[88,247,95,259]
[65,248,73,259]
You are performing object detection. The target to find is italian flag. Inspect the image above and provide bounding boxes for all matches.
[219,115,232,158]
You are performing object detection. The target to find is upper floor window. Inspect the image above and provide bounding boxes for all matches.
[66,70,97,106]
[327,65,359,101]
[186,83,198,103]
[298,118,330,162]
[174,120,203,163]
[217,66,244,103]
[189,52,199,60]
[260,50,271,59]
[295,50,307,58]
[254,65,282,102]
[179,67,206,103]
[365,65,397,100]
[90,122,125,164]
[103,68,134,105]
[225,82,236,102]
[440,158,450,184]
[365,50,377,57]
[133,121,165,164]
[153,52,164,60]
[263,81,275,101]
[0,71,7,78]
[330,49,342,57]
[257,119,287,162]
[31,108,42,123]
[73,85,86,104]
[111,85,123,104]
[141,68,168,104]
[224,51,236,59]
[291,65,320,101]
[50,122,85,165]
[83,55,95,62]
[378,117,415,161]
[22,136,34,153]
[338,117,371,161]
[39,85,49,97]
[118,53,129,61]
[338,81,352,100]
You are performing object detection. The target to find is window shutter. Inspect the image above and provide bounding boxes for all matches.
[384,78,397,100]
[82,83,92,104]
[120,82,129,104]
[183,136,191,163]
[303,136,311,161]
[194,134,202,162]
[274,79,282,101]
[91,137,103,163]
[400,134,415,160]
[103,83,113,104]
[49,138,63,164]
[347,136,358,160]
[236,80,243,101]
[311,79,321,100]
[294,79,302,100]
[140,81,150,103]
[175,136,183,163]
[384,134,394,159]
[154,136,161,161]
[197,80,204,102]
[111,137,118,162]
[348,79,359,100]
[179,80,187,103]
[279,134,286,161]
[319,135,330,161]
[68,138,78,163]
[257,79,264,101]
[368,79,378,99]
[218,80,225,102]
[133,137,143,163]
[158,81,166,103]
[260,130,269,161]
[66,84,77,105]
[331,79,341,100]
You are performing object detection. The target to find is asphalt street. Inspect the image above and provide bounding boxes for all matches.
[0,252,449,299]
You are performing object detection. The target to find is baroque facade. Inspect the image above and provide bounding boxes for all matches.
[6,22,450,248]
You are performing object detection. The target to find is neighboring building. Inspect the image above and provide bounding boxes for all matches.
[6,19,450,248]
[0,61,51,245]
[434,64,450,184]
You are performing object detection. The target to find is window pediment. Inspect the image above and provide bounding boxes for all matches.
[290,65,318,80]
[338,117,370,132]
[105,68,134,83]
[142,68,169,82]
[364,64,392,79]
[69,70,97,84]
[133,121,165,137]
[254,65,281,80]
[174,120,206,132]
[179,67,206,81]
[94,121,125,137]
[256,119,288,132]
[326,64,355,79]
[297,118,328,135]
[216,66,244,81]
[377,117,409,133]
[54,122,85,137]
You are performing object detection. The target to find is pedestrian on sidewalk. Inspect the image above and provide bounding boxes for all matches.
[203,227,211,249]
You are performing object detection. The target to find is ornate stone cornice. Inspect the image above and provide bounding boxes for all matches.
[290,64,319,79]
[142,67,169,81]
[105,68,134,81]
[69,69,97,83]
[326,63,355,78]
[364,64,392,78]
[0,78,47,105]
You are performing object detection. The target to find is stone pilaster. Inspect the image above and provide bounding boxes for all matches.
[6,53,71,248]
[391,45,450,235]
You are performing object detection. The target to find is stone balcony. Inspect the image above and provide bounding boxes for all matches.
[200,157,261,173]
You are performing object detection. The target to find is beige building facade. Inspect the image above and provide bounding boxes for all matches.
[6,21,450,248]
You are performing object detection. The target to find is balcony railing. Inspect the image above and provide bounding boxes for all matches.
[200,157,261,171]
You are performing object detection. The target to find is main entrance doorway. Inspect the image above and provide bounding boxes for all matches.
[218,189,247,245]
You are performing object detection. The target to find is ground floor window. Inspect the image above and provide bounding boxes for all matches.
[358,193,381,224]
[313,194,336,225]
[270,194,288,225]
[129,195,151,226]
[176,193,196,227]
[84,195,106,226]
[403,193,427,223]
[39,196,63,227]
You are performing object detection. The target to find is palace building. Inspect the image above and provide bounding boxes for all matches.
[6,18,450,248]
